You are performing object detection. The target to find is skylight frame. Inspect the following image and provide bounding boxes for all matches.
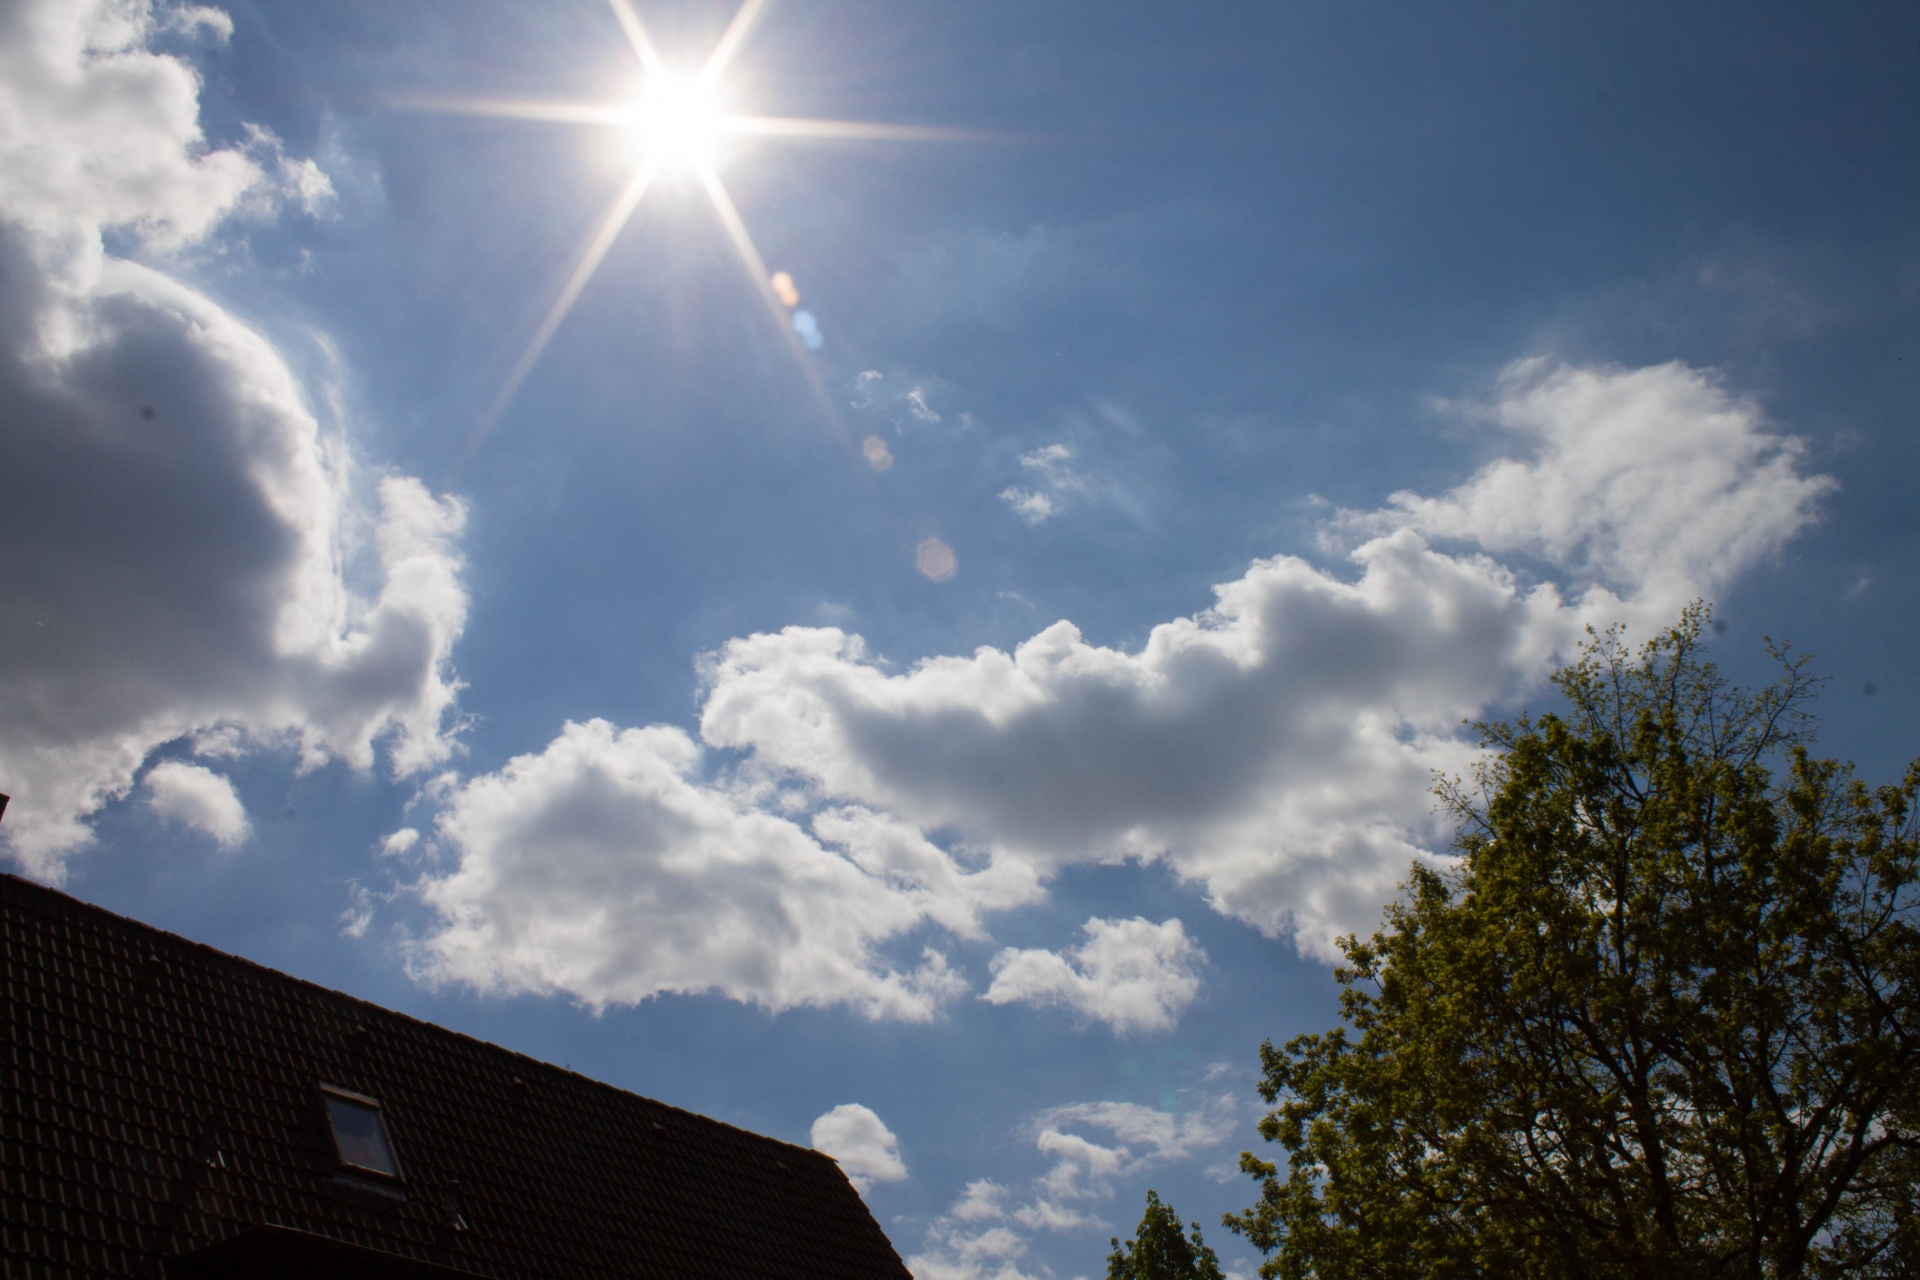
[319,1084,405,1182]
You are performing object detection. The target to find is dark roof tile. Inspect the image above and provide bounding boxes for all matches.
[3,873,914,1280]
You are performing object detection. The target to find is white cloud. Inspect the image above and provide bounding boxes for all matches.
[1000,444,1089,525]
[339,881,377,939]
[696,535,1555,959]
[909,1181,1048,1280]
[1016,1097,1236,1240]
[850,369,952,431]
[907,1225,1042,1280]
[906,385,942,423]
[696,357,1828,958]
[950,1179,1014,1223]
[143,760,248,846]
[1356,358,1834,604]
[411,719,1039,1017]
[0,0,468,880]
[984,916,1204,1033]
[242,123,338,220]
[810,1103,909,1192]
[1012,1199,1099,1232]
[0,0,317,253]
[1029,1099,1237,1201]
[1000,487,1056,524]
[1021,443,1085,490]
[907,1097,1237,1280]
[161,6,233,40]
[407,355,1830,1008]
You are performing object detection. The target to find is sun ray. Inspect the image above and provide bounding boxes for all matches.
[696,163,847,442]
[606,0,668,80]
[460,158,663,467]
[725,116,1006,144]
[383,102,1006,145]
[700,0,771,85]
[385,94,632,126]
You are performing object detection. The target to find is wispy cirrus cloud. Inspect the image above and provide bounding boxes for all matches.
[1000,443,1091,525]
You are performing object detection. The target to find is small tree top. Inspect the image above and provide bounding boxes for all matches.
[1109,1190,1227,1280]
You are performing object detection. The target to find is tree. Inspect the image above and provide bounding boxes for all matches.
[1224,607,1920,1279]
[1110,1190,1228,1280]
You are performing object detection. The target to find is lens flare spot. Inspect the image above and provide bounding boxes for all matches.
[792,309,824,349]
[862,435,893,470]
[915,537,956,582]
[770,271,801,308]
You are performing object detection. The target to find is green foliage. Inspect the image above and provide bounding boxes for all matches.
[1110,1190,1228,1280]
[1225,606,1920,1279]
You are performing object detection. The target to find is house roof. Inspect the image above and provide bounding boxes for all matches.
[1,872,916,1280]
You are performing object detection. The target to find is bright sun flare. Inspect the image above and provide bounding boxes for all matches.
[399,0,991,464]
[628,71,727,168]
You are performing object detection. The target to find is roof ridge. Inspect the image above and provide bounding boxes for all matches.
[0,870,838,1166]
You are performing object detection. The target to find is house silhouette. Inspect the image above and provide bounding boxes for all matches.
[2,871,915,1280]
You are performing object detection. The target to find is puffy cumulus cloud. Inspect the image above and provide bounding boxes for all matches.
[697,357,1830,958]
[411,719,1040,1017]
[143,760,247,846]
[407,354,1830,1011]
[1358,358,1835,608]
[906,1098,1236,1280]
[907,1222,1041,1280]
[810,1103,908,1192]
[699,535,1558,958]
[984,916,1204,1034]
[0,245,469,873]
[0,0,326,254]
[910,1179,1051,1280]
[0,0,467,879]
[950,1179,1015,1223]
[380,828,421,857]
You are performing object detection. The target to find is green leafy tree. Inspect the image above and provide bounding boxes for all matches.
[1110,1190,1228,1280]
[1225,607,1919,1279]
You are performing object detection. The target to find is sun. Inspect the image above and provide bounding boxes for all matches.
[396,0,993,464]
[626,69,729,169]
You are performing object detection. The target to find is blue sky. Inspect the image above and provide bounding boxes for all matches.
[3,2,1918,1276]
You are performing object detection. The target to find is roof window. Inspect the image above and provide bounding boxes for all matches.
[321,1086,402,1179]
